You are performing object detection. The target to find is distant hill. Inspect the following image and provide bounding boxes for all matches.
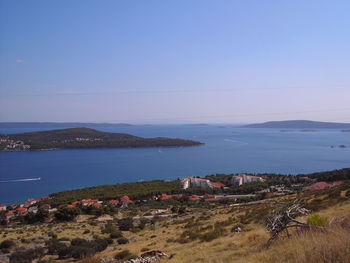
[0,127,203,151]
[0,122,133,129]
[243,120,350,129]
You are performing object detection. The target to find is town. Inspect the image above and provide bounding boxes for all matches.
[0,172,344,224]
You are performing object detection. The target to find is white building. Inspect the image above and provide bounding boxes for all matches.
[180,177,213,189]
[231,174,264,186]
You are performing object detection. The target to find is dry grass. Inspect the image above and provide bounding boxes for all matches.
[1,188,349,263]
[253,223,350,263]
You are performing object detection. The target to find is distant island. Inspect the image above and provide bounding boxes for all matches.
[243,120,350,129]
[0,128,203,151]
[0,122,133,129]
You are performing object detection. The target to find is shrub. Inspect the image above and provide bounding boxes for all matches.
[307,213,328,227]
[0,239,15,249]
[110,230,123,239]
[117,237,129,244]
[115,249,135,260]
[54,207,81,221]
[200,225,224,242]
[10,247,45,263]
[70,246,95,259]
[71,238,88,247]
[118,218,134,231]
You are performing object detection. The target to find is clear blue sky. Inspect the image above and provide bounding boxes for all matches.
[1,0,350,123]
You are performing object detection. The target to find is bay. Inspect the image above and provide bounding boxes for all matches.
[0,124,349,204]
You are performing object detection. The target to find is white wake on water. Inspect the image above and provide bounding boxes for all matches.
[0,177,41,183]
[224,139,248,144]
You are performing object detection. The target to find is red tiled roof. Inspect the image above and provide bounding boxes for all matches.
[5,211,14,216]
[71,201,81,205]
[122,199,133,204]
[108,200,119,204]
[189,195,201,201]
[211,182,226,188]
[16,207,27,213]
[160,194,173,200]
[120,196,129,200]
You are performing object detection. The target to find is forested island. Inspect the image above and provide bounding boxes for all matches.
[0,127,203,151]
[243,120,350,129]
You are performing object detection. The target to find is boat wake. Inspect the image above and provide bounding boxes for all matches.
[0,177,41,183]
[224,139,248,144]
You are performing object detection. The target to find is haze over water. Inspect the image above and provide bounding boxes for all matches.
[1,124,349,204]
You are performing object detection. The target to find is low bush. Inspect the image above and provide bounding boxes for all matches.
[0,239,15,249]
[117,237,129,244]
[307,213,328,227]
[115,249,135,260]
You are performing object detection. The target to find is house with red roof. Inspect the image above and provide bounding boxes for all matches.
[81,199,99,206]
[160,194,173,200]
[108,200,120,206]
[121,199,133,208]
[211,182,226,188]
[5,211,14,220]
[189,195,201,201]
[0,204,6,211]
[16,207,28,215]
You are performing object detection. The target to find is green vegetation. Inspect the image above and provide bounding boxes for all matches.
[115,249,136,261]
[54,207,81,221]
[307,213,328,227]
[49,180,180,204]
[0,127,203,150]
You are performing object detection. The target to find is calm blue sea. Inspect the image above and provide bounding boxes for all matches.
[0,124,349,204]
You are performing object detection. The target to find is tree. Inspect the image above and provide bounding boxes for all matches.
[54,207,81,221]
[118,217,134,231]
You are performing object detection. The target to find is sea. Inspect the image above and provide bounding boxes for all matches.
[0,124,349,204]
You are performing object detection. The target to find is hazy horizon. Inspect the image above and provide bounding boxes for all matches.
[1,1,350,123]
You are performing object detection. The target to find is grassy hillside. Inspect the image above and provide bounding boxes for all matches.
[1,182,349,263]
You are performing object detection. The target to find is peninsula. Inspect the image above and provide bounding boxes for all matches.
[0,128,203,151]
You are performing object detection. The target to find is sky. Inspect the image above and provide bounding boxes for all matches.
[1,0,350,124]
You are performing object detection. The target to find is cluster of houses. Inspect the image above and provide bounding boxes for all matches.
[1,196,51,220]
[180,174,264,189]
[0,195,136,222]
[0,138,30,151]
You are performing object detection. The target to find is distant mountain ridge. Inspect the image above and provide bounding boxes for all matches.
[243,120,350,129]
